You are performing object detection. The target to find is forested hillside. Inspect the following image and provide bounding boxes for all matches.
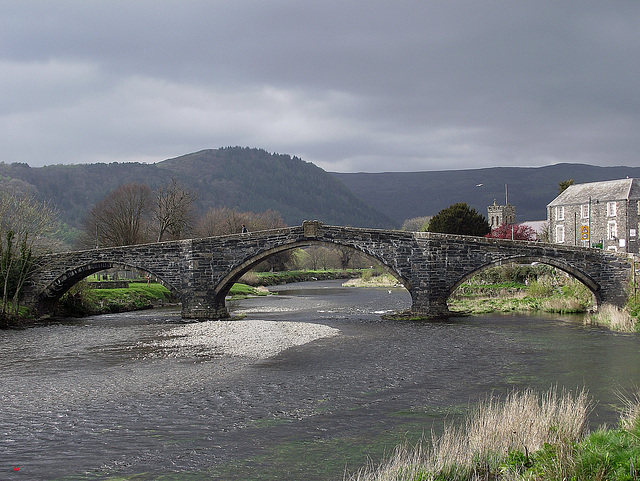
[158,148,393,228]
[3,148,639,240]
[334,164,640,225]
[0,147,394,232]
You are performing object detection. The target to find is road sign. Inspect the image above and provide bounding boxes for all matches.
[580,225,589,240]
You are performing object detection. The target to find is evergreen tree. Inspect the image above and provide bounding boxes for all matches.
[558,179,574,194]
[427,203,491,236]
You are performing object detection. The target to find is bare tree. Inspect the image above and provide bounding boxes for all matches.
[302,246,326,270]
[335,245,354,269]
[401,216,432,232]
[81,183,153,248]
[249,209,286,231]
[154,177,196,242]
[195,207,286,237]
[0,190,58,319]
[195,207,290,270]
[196,207,245,237]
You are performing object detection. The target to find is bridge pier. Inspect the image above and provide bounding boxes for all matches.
[181,294,230,321]
[409,290,451,319]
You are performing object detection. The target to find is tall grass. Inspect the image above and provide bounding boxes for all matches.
[585,304,636,332]
[349,387,640,481]
[348,387,590,481]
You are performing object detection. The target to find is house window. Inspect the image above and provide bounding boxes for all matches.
[556,206,564,221]
[556,225,565,243]
[581,204,589,219]
[607,201,617,217]
[608,220,617,240]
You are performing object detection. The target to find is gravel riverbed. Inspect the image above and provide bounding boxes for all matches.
[155,319,341,359]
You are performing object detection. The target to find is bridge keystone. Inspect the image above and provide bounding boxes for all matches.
[303,220,322,238]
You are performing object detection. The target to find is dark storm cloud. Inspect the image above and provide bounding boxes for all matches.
[0,1,638,171]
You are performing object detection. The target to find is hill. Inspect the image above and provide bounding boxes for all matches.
[0,147,395,232]
[3,150,639,237]
[333,164,640,226]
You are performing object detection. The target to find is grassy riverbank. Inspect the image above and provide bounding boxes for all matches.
[448,275,593,316]
[348,266,640,332]
[57,280,268,317]
[348,387,640,481]
[58,281,176,316]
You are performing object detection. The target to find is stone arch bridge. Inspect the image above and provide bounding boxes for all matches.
[24,221,633,320]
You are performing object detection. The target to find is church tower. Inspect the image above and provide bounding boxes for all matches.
[487,199,515,228]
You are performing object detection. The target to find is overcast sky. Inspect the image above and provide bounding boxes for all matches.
[1,1,639,172]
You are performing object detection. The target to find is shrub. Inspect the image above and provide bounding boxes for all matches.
[526,276,557,298]
[239,271,259,286]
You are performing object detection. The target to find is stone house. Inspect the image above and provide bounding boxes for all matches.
[547,178,640,253]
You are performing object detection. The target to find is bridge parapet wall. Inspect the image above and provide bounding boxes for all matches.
[25,223,633,320]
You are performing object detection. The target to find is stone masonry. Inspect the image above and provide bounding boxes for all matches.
[24,221,633,320]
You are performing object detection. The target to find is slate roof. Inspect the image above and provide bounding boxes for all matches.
[547,178,640,207]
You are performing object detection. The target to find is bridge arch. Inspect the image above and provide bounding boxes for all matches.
[214,239,411,300]
[447,255,601,306]
[38,260,181,308]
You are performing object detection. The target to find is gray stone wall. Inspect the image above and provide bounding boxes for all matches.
[549,199,640,254]
[26,222,633,320]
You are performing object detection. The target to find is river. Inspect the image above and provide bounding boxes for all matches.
[2,280,640,480]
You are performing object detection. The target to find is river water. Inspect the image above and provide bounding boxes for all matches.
[2,280,640,480]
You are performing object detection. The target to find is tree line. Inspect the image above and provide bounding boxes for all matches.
[76,178,290,249]
[401,202,537,241]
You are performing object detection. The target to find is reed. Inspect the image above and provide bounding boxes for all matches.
[347,387,590,481]
[584,304,636,332]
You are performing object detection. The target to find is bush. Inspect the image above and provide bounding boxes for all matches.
[526,276,557,298]
[585,304,636,332]
[239,271,259,286]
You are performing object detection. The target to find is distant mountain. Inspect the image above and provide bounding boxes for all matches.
[0,147,395,232]
[333,164,640,226]
[3,150,639,237]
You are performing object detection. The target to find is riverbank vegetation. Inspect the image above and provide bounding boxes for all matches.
[351,263,640,333]
[58,281,175,316]
[348,387,640,481]
[448,264,594,316]
[56,279,274,317]
[0,189,59,327]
